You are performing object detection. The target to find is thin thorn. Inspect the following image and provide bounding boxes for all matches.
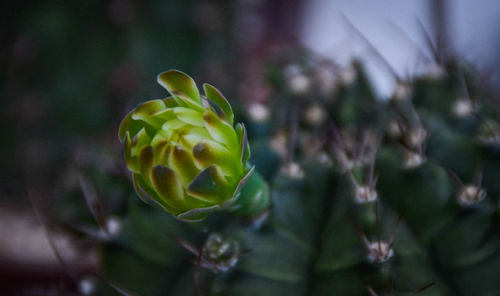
[375,202,381,252]
[443,167,464,187]
[96,274,137,296]
[358,276,378,296]
[166,233,200,256]
[416,18,440,64]
[342,13,400,81]
[386,20,432,64]
[410,282,436,296]
[353,224,371,250]
[388,213,404,246]
[79,175,108,234]
[28,189,78,283]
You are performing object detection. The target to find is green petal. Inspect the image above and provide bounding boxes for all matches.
[192,140,241,177]
[150,129,171,147]
[187,166,229,203]
[171,91,205,112]
[161,119,188,139]
[176,205,220,222]
[119,110,143,140]
[232,166,255,198]
[203,83,234,125]
[152,141,171,166]
[168,145,199,185]
[162,96,178,108]
[151,165,187,211]
[133,173,175,213]
[123,131,140,173]
[150,108,176,121]
[221,167,255,212]
[178,127,211,151]
[235,123,251,164]
[173,107,204,127]
[139,146,154,184]
[203,110,238,149]
[131,128,151,157]
[131,100,167,129]
[157,70,201,103]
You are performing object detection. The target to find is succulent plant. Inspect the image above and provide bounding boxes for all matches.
[85,59,500,296]
[118,70,269,221]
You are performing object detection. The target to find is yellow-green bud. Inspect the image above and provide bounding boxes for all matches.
[119,70,268,221]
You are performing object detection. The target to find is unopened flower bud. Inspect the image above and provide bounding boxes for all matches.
[119,70,269,221]
[392,81,412,101]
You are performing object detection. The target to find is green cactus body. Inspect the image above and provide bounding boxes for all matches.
[119,70,269,221]
[94,62,500,296]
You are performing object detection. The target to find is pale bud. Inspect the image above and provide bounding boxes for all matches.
[457,185,486,206]
[339,66,357,85]
[367,241,394,263]
[78,276,96,295]
[247,103,270,122]
[354,185,377,203]
[269,132,288,159]
[105,216,122,237]
[386,121,402,138]
[424,64,446,80]
[304,104,327,126]
[403,150,425,169]
[315,68,338,95]
[406,127,427,148]
[392,82,412,101]
[281,162,304,179]
[288,74,311,95]
[452,98,474,118]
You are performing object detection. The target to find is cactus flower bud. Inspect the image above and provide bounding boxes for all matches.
[119,70,269,221]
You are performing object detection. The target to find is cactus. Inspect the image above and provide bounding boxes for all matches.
[81,57,500,296]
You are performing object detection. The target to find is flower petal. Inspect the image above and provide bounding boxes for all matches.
[173,107,204,127]
[203,83,234,125]
[203,110,238,149]
[235,123,251,164]
[192,140,241,177]
[187,166,229,203]
[151,165,187,211]
[157,70,201,103]
[123,131,140,173]
[169,145,199,185]
[131,100,167,129]
[133,173,175,213]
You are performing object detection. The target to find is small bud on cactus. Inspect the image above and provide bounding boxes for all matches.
[391,81,412,101]
[452,98,474,117]
[367,241,394,263]
[478,119,500,145]
[402,149,426,169]
[247,102,270,122]
[354,185,378,203]
[201,233,241,273]
[457,185,486,206]
[119,70,269,221]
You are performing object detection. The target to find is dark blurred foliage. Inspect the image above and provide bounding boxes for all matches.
[0,0,239,292]
[0,0,236,204]
[0,0,306,293]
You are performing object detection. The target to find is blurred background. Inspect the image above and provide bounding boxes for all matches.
[1,0,500,294]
